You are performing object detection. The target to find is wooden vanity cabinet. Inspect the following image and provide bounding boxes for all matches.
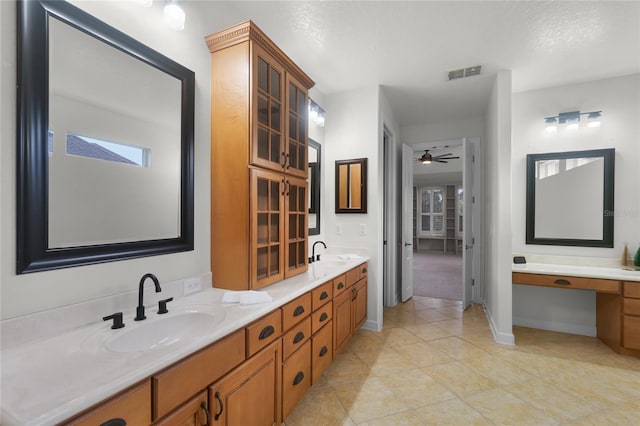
[153,391,208,426]
[63,380,151,426]
[623,281,640,351]
[207,21,314,291]
[333,263,369,355]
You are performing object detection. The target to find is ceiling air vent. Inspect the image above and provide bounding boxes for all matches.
[448,65,482,81]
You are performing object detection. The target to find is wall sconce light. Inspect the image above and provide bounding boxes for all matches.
[544,110,602,133]
[308,99,325,127]
[163,0,185,31]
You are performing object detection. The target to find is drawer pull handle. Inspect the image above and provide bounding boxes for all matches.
[293,371,305,386]
[319,346,328,357]
[293,331,305,344]
[362,267,367,273]
[337,282,344,290]
[259,325,275,340]
[200,401,211,425]
[320,291,329,300]
[554,279,571,286]
[319,312,328,322]
[293,306,305,317]
[214,391,224,421]
[100,419,126,426]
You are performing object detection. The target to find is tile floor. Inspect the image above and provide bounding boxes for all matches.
[284,296,640,425]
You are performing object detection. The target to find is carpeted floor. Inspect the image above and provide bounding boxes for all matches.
[412,250,462,300]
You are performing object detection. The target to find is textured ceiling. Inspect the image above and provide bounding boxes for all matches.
[198,1,640,126]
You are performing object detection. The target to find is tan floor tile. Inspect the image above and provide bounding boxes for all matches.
[284,385,354,426]
[402,322,454,342]
[399,341,454,368]
[505,378,602,421]
[434,306,464,319]
[423,361,497,397]
[379,368,457,409]
[343,330,385,355]
[461,352,532,385]
[464,388,560,425]
[377,327,423,347]
[332,377,409,423]
[358,409,423,426]
[416,309,452,322]
[413,297,456,309]
[427,336,488,360]
[356,348,418,377]
[411,398,491,425]
[567,398,640,425]
[590,353,640,372]
[323,352,370,386]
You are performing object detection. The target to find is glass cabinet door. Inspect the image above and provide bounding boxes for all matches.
[285,176,308,276]
[285,75,308,179]
[251,168,285,288]
[252,46,285,174]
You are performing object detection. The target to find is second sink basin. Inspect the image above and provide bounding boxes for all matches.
[107,310,225,353]
[310,259,347,278]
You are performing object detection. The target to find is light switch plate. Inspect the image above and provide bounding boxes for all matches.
[336,224,343,235]
[359,224,366,235]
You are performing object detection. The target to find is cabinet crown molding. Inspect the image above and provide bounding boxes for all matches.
[205,20,315,90]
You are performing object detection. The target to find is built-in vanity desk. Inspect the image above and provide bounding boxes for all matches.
[0,258,368,426]
[513,263,640,357]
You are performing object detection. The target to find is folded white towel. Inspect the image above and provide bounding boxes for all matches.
[337,254,364,260]
[222,290,273,305]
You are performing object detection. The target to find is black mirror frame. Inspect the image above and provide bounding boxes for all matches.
[16,0,195,274]
[335,158,368,214]
[308,139,321,236]
[525,148,615,247]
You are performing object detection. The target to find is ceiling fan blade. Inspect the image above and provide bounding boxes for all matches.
[435,155,460,160]
[434,159,449,163]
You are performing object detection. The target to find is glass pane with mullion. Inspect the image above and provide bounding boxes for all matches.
[257,178,269,210]
[289,83,296,111]
[298,214,305,238]
[297,241,305,266]
[271,100,280,132]
[289,140,298,170]
[288,214,296,239]
[421,190,430,212]
[270,213,280,243]
[257,127,269,161]
[296,144,306,172]
[297,90,305,114]
[289,185,298,213]
[257,247,268,279]
[269,245,279,275]
[257,213,268,244]
[433,215,444,232]
[270,181,280,211]
[258,95,269,126]
[289,113,297,141]
[258,57,268,92]
[270,68,280,100]
[297,118,306,143]
[433,190,444,213]
[288,242,296,269]
[298,187,306,212]
[421,215,430,232]
[270,132,281,164]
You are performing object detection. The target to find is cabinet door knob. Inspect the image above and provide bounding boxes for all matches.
[319,346,328,357]
[319,312,328,322]
[214,391,224,421]
[100,419,126,426]
[259,325,275,340]
[319,291,328,300]
[293,305,305,317]
[362,267,367,273]
[293,331,305,344]
[293,371,305,386]
[337,282,344,290]
[200,401,210,425]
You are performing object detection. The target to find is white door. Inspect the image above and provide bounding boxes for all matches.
[401,144,414,302]
[462,138,474,309]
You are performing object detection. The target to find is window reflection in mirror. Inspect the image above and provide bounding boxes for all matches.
[335,158,367,213]
[308,139,321,235]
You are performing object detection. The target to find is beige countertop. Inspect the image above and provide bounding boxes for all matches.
[0,255,368,425]
[513,262,640,282]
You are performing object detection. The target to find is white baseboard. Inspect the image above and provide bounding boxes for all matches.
[483,304,515,345]
[513,316,596,337]
[361,319,381,332]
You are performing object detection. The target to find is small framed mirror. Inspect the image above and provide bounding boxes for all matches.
[335,158,367,214]
[308,139,321,235]
[526,148,615,247]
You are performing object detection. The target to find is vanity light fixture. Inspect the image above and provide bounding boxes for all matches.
[544,110,602,132]
[309,99,325,127]
[163,0,185,31]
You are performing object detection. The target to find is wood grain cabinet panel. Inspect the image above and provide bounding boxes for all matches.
[623,298,640,316]
[282,340,311,419]
[333,274,347,297]
[333,290,353,356]
[624,281,640,298]
[283,316,311,360]
[153,391,208,426]
[64,380,151,426]
[246,309,282,357]
[311,280,333,311]
[311,322,333,384]
[353,277,368,330]
[512,272,620,293]
[282,293,311,331]
[623,315,640,350]
[311,301,333,334]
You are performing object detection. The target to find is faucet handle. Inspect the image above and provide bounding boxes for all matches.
[316,254,321,261]
[158,297,174,314]
[103,312,125,329]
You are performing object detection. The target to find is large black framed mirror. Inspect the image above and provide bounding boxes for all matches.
[308,139,321,235]
[526,148,615,247]
[335,158,367,213]
[17,0,195,273]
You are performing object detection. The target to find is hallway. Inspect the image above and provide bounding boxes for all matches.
[412,251,463,300]
[284,296,640,425]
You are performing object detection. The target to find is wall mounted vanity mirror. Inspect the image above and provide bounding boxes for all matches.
[308,139,321,235]
[17,0,195,273]
[335,158,367,213]
[526,148,615,247]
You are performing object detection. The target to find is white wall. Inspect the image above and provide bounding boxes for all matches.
[483,70,514,345]
[307,89,326,249]
[402,117,485,144]
[511,73,640,335]
[0,0,245,319]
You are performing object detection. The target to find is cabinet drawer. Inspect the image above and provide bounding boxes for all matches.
[512,272,621,294]
[283,316,311,360]
[624,281,640,298]
[246,309,282,357]
[333,274,347,297]
[152,329,245,420]
[624,298,640,316]
[623,315,640,350]
[311,281,333,311]
[66,380,151,426]
[282,293,311,331]
[311,321,333,384]
[282,340,311,419]
[358,262,368,279]
[154,390,207,426]
[311,301,333,335]
[345,266,361,288]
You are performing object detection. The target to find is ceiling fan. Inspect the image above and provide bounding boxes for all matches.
[416,149,460,164]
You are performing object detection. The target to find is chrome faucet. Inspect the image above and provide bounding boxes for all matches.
[134,273,162,321]
[309,241,327,263]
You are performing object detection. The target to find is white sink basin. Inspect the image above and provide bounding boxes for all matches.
[107,311,225,353]
[310,259,347,278]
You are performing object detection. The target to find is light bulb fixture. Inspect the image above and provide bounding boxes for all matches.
[543,110,602,132]
[308,99,325,127]
[163,0,185,31]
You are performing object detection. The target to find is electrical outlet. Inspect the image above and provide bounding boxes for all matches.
[184,278,202,295]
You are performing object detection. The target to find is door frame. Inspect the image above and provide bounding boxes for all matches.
[383,125,399,306]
